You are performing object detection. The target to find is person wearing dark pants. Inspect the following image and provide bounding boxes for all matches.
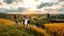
[14,15,18,28]
[22,17,25,26]
[27,18,31,26]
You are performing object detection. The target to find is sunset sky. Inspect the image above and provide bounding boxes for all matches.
[0,0,64,12]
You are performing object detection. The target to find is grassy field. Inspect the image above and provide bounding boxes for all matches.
[0,18,50,36]
[0,18,64,36]
[45,23,64,36]
[0,13,64,36]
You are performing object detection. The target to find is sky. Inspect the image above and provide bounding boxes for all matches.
[0,0,64,12]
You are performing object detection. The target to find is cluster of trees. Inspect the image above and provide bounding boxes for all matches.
[50,14,64,19]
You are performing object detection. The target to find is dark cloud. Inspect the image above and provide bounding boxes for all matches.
[37,2,50,9]
[37,2,57,9]
[59,0,64,1]
[37,2,58,9]
[0,7,25,12]
[47,2,58,7]
[58,8,64,12]
[3,0,15,4]
[3,0,23,4]
[46,3,53,7]
[0,8,15,12]
[18,7,25,12]
[0,8,11,12]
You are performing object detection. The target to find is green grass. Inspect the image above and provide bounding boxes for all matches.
[0,23,36,36]
[0,18,35,36]
[0,18,50,36]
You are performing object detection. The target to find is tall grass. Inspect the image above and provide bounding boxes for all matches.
[44,23,64,36]
[0,18,49,36]
[30,25,50,36]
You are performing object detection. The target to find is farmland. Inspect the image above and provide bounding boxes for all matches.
[45,23,64,36]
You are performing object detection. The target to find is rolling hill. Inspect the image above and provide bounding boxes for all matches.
[0,18,64,36]
[0,18,49,36]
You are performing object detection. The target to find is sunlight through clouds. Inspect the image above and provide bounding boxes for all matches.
[0,0,64,12]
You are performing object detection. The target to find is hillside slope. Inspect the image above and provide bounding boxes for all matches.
[0,18,49,36]
[0,18,64,36]
[0,18,35,36]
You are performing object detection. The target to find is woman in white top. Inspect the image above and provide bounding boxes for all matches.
[24,18,28,26]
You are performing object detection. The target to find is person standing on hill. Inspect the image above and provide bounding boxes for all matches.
[22,16,28,26]
[22,15,31,26]
[24,15,28,26]
[27,16,31,26]
[22,16,25,26]
[14,15,18,28]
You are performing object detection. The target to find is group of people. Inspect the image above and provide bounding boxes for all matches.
[14,15,31,28]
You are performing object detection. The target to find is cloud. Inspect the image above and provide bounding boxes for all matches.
[46,3,58,7]
[37,2,58,9]
[59,0,64,1]
[3,0,23,4]
[0,8,17,12]
[18,7,26,12]
[0,0,64,13]
[0,2,2,5]
[37,2,50,9]
[44,7,64,12]
[0,7,26,12]
[3,0,15,4]
[58,8,64,12]
[0,0,4,5]
[62,5,64,7]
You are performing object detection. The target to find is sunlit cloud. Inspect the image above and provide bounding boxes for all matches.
[0,0,64,12]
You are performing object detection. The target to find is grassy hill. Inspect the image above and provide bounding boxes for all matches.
[0,18,64,36]
[0,18,34,36]
[0,18,50,36]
